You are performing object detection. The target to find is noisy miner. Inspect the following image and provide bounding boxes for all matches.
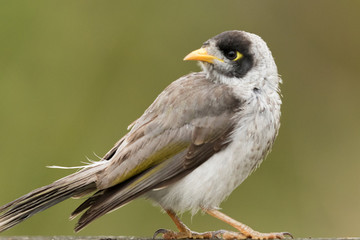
[0,30,292,239]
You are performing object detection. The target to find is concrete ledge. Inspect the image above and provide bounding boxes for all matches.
[1,237,360,240]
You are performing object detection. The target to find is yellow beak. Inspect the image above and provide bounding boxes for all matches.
[183,48,223,63]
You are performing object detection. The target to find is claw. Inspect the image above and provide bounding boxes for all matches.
[281,232,294,239]
[153,228,171,239]
[211,230,226,238]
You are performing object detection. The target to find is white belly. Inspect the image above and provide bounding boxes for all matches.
[147,96,280,214]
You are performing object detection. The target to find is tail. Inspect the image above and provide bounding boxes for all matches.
[0,162,106,232]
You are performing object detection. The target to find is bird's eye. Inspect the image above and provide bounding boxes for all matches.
[224,50,242,61]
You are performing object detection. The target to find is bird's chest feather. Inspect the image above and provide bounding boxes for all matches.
[149,89,281,213]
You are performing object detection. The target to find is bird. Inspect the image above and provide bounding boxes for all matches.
[0,30,291,239]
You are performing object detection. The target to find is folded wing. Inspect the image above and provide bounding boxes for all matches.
[73,72,243,231]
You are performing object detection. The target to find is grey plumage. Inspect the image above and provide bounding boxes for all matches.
[0,72,243,232]
[0,164,102,232]
[0,30,283,236]
[73,72,242,231]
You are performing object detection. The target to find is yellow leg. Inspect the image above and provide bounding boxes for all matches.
[165,209,192,234]
[206,209,293,240]
[154,209,239,239]
[154,208,292,239]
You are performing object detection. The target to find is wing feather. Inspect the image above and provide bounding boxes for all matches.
[73,72,243,231]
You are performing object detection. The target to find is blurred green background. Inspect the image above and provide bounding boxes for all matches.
[1,0,359,238]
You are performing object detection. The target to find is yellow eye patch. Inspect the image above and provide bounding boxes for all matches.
[233,51,243,61]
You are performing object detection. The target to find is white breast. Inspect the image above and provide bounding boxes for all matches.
[147,87,281,214]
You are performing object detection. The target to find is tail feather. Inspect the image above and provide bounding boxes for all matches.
[74,186,136,232]
[70,190,104,220]
[73,168,156,232]
[0,163,105,233]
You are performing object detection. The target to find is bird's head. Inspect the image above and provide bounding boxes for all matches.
[184,30,278,85]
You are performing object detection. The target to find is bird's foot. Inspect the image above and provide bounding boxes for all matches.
[155,209,227,239]
[233,229,293,240]
[153,228,292,240]
[201,229,291,240]
[153,228,234,239]
[205,209,293,239]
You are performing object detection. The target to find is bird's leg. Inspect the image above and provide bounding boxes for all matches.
[205,209,293,240]
[154,209,222,239]
[163,209,193,236]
